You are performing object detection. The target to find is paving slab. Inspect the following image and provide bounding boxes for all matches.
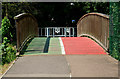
[66,55,118,77]
[3,55,70,77]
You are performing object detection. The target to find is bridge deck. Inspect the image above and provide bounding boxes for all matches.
[2,37,118,78]
[24,37,106,55]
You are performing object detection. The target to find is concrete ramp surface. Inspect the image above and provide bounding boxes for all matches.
[2,37,118,79]
[66,55,118,77]
[3,55,70,77]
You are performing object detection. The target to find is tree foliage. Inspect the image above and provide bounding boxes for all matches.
[2,17,13,39]
[1,17,16,65]
[109,2,120,60]
[2,2,109,27]
[2,37,16,65]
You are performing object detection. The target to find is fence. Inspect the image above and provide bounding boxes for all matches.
[14,13,39,51]
[77,13,109,51]
[39,27,77,37]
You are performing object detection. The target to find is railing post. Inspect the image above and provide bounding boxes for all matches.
[53,28,54,37]
[45,28,46,36]
[41,28,42,36]
[73,28,74,37]
[47,28,49,37]
[62,28,64,36]
[64,28,66,37]
[69,28,70,37]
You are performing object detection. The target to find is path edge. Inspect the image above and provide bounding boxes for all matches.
[0,57,19,79]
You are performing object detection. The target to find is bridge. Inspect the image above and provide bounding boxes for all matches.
[2,13,118,78]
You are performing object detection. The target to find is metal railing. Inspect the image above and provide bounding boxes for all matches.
[39,27,77,37]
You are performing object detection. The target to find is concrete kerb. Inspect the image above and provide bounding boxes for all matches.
[107,55,118,64]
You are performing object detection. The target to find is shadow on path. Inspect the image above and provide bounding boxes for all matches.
[20,38,34,55]
[43,37,50,53]
[21,37,51,55]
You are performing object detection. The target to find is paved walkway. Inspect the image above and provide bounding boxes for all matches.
[48,38,62,54]
[24,37,62,55]
[61,37,106,55]
[2,37,118,79]
[66,55,118,77]
[24,37,47,55]
[3,56,70,77]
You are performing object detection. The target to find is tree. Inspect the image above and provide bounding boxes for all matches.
[109,2,120,60]
[2,2,109,28]
[1,17,13,41]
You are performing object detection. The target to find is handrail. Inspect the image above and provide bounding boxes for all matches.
[18,35,34,52]
[77,13,109,25]
[77,12,109,51]
[78,34,107,51]
[14,13,37,22]
[14,13,39,51]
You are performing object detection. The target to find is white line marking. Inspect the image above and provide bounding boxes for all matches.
[70,73,72,78]
[59,37,65,55]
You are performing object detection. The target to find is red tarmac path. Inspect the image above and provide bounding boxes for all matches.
[61,37,107,55]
